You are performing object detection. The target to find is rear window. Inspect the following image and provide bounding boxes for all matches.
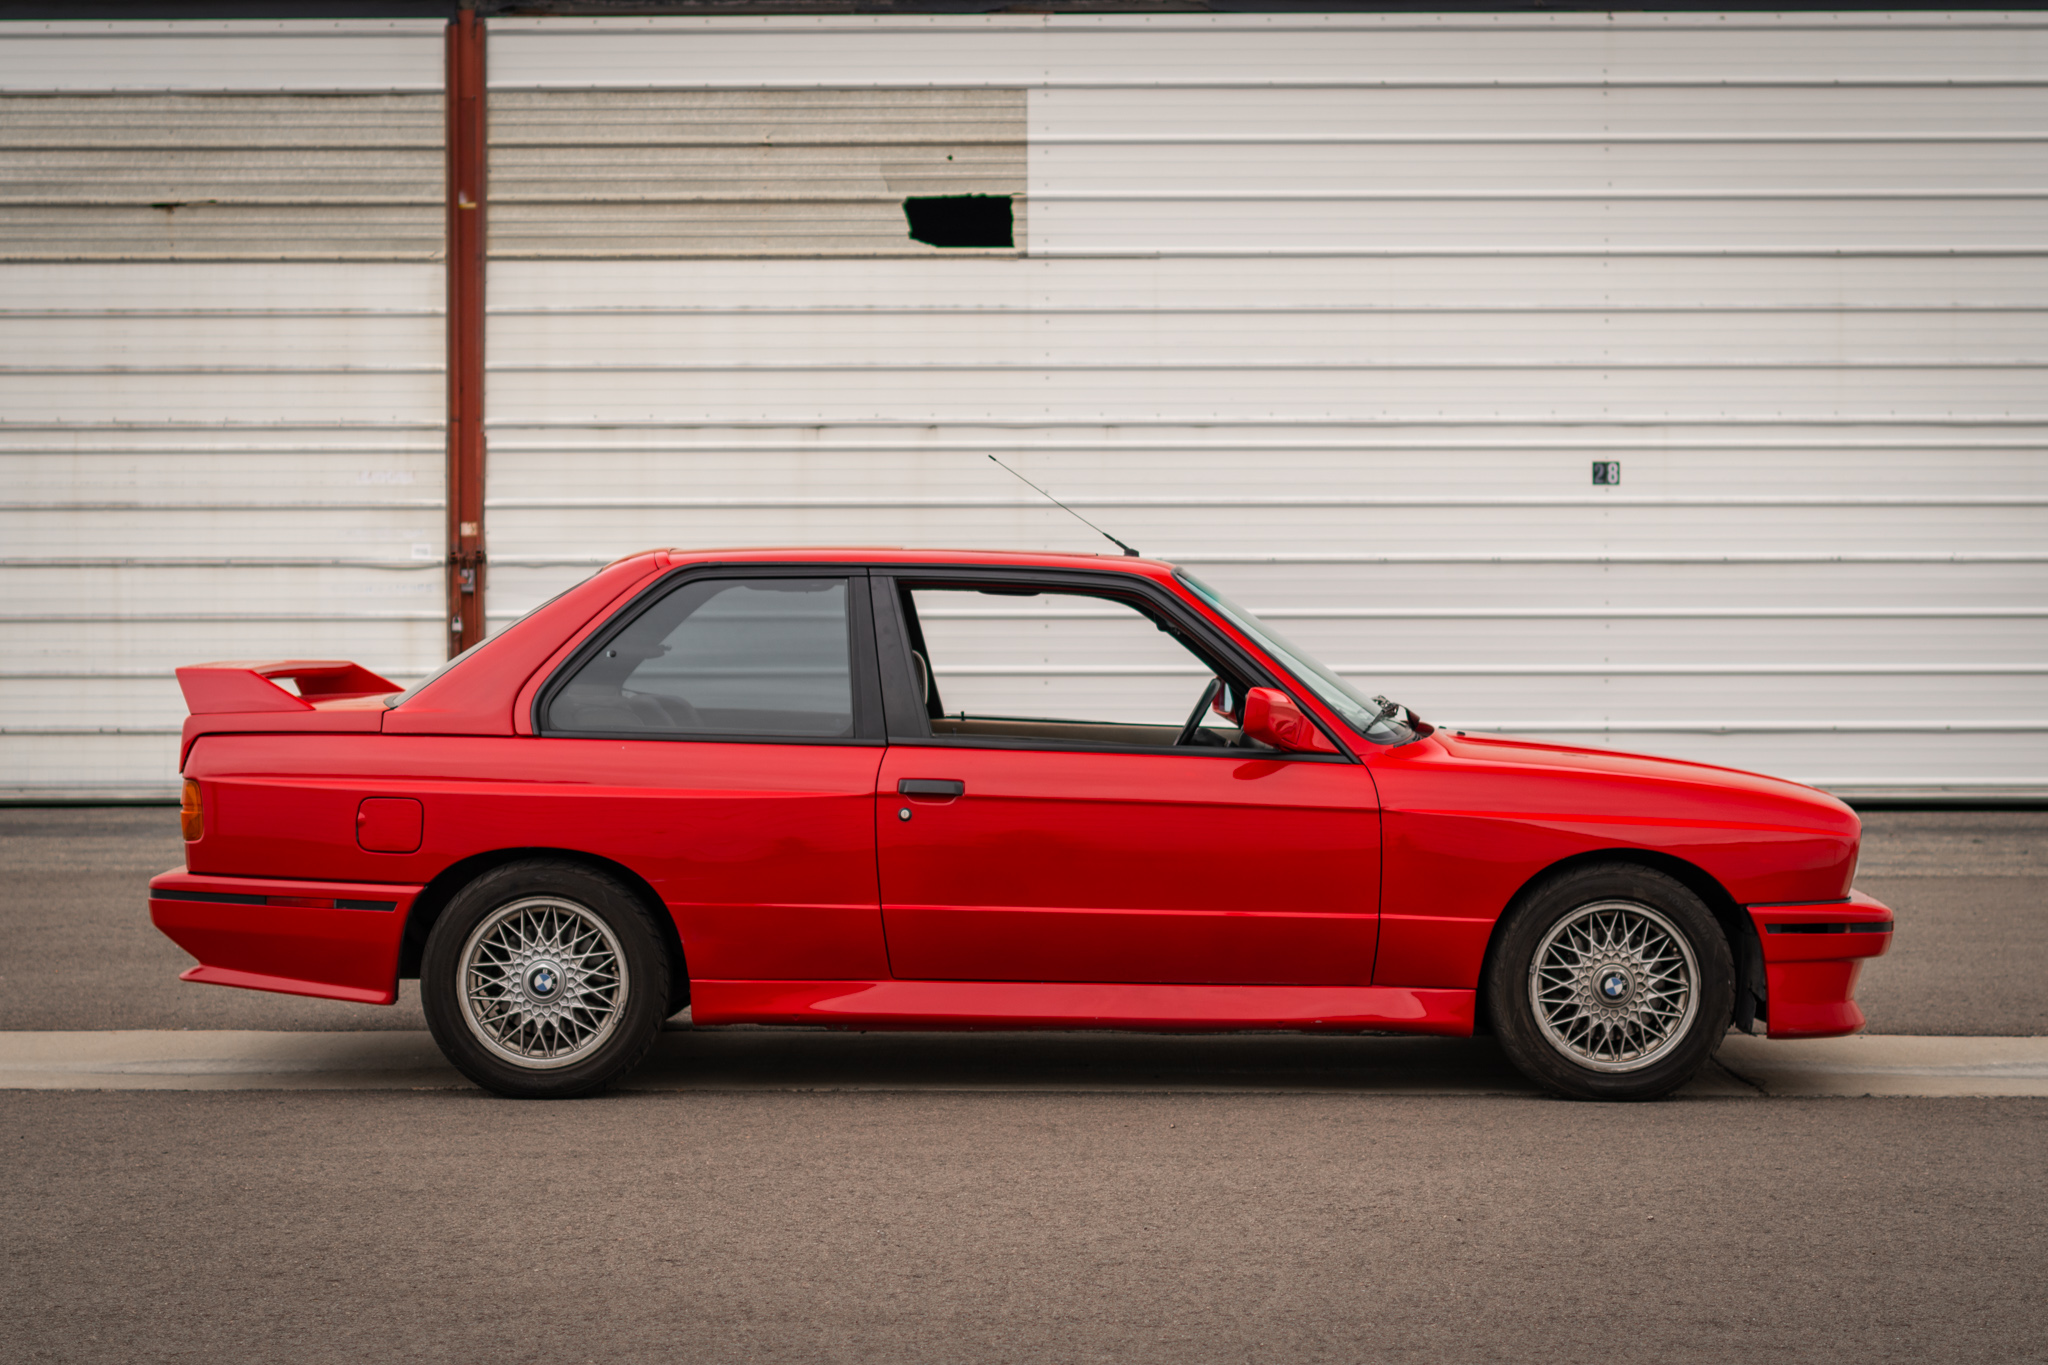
[545,577,854,739]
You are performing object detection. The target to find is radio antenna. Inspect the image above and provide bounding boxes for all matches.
[987,454,1141,557]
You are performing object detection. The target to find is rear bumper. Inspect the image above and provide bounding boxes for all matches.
[148,867,422,1006]
[1747,888,1895,1039]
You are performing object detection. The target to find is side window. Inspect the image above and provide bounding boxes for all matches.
[548,577,854,739]
[903,585,1248,749]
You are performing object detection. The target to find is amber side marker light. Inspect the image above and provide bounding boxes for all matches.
[180,779,203,842]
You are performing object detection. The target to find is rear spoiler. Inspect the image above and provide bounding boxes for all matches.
[175,660,404,715]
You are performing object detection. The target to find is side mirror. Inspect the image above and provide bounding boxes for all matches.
[1240,686,1340,755]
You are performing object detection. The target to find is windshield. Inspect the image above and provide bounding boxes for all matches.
[1175,570,1415,746]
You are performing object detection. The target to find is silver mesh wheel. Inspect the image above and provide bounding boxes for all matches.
[457,896,628,1070]
[1528,899,1699,1073]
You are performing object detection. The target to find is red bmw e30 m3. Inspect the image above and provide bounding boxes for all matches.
[149,548,1892,1100]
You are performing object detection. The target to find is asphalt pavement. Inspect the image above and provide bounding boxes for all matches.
[8,1089,2044,1364]
[2,805,2044,1362]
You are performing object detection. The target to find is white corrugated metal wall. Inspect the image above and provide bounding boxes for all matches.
[3,12,2041,800]
[484,11,2047,799]
[0,20,448,797]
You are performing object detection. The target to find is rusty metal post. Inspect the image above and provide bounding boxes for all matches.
[444,7,487,656]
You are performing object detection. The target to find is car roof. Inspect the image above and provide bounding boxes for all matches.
[629,547,1184,581]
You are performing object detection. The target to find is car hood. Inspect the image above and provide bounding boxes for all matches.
[1430,729,1853,814]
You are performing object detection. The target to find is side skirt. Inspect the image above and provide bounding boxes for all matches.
[691,980,1476,1035]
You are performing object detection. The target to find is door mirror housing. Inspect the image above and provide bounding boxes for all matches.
[1240,686,1341,755]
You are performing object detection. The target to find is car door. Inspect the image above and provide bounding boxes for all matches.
[532,568,890,982]
[870,572,1380,986]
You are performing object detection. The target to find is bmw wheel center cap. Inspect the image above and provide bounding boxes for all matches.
[526,962,563,1001]
[1598,968,1633,1005]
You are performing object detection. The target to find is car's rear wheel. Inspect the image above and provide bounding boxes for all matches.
[421,860,668,1098]
[1486,863,1733,1101]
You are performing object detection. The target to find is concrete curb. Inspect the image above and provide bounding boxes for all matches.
[1715,1033,2048,1097]
[0,1029,2043,1096]
[0,1030,461,1091]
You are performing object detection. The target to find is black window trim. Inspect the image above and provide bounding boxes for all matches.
[532,564,886,747]
[870,566,1358,763]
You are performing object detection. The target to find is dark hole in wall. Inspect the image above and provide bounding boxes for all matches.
[903,195,1013,249]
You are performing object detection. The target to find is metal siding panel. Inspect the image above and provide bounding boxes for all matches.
[488,14,2048,89]
[490,89,1024,258]
[1157,559,2048,614]
[0,208,444,263]
[483,308,2047,367]
[1025,197,2045,254]
[0,21,444,94]
[486,364,2044,423]
[0,373,441,425]
[477,504,2048,558]
[0,259,443,309]
[0,21,444,802]
[479,433,2048,500]
[0,618,444,677]
[0,450,439,502]
[0,314,440,369]
[0,93,441,261]
[0,563,444,617]
[489,254,2048,308]
[18,10,2002,797]
[1030,84,2048,137]
[0,262,444,798]
[0,735,183,801]
[1,509,444,560]
[1033,142,2046,193]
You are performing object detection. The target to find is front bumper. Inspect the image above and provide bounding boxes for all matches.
[1747,888,1895,1039]
[148,868,422,1005]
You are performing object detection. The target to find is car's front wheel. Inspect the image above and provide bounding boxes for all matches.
[421,859,669,1098]
[1486,863,1733,1101]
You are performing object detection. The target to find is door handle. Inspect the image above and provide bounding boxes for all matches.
[897,779,965,798]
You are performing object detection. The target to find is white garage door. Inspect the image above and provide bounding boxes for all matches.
[6,12,2039,802]
[483,11,2047,800]
[0,20,448,798]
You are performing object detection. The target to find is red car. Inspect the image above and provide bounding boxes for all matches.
[150,548,1892,1100]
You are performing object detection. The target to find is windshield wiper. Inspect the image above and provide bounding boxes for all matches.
[1366,695,1429,742]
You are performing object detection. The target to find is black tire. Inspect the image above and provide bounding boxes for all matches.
[421,859,669,1098]
[1485,863,1733,1101]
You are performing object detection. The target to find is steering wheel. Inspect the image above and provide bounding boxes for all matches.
[629,690,704,730]
[1175,677,1223,747]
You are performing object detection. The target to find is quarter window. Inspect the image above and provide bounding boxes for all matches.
[548,577,854,738]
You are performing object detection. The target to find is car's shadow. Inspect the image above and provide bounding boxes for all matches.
[631,1025,1672,1095]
